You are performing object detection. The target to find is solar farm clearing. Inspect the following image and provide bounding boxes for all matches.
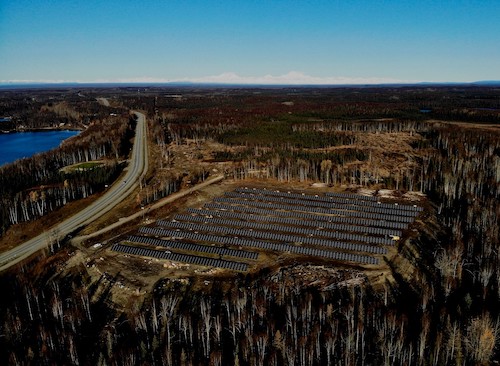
[111,187,423,272]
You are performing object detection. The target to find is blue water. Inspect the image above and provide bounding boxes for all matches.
[0,130,79,167]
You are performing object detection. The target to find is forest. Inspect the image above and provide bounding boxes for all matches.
[0,85,499,365]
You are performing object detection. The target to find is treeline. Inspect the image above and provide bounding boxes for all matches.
[0,114,136,234]
[137,166,211,206]
[137,174,183,206]
[213,148,368,184]
[213,147,367,165]
[208,121,499,196]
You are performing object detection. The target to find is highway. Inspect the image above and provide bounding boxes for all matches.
[0,111,149,272]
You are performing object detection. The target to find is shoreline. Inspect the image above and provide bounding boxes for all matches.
[0,126,83,133]
[0,129,81,167]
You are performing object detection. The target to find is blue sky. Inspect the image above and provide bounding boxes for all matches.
[1,0,499,84]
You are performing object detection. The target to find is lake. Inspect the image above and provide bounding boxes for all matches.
[0,130,79,167]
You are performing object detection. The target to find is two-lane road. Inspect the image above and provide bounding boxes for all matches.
[0,111,148,272]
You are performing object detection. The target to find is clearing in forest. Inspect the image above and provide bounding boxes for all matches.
[110,186,423,272]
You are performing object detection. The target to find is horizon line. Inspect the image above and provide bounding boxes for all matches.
[2,69,500,87]
[1,71,494,87]
[1,80,500,89]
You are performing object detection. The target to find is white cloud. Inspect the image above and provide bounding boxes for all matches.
[1,72,417,85]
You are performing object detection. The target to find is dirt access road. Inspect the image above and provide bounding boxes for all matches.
[0,111,148,272]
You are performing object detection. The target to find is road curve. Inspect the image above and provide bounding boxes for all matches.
[0,111,149,272]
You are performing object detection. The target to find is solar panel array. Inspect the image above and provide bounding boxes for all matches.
[111,243,249,271]
[126,235,258,260]
[137,227,378,265]
[112,187,422,270]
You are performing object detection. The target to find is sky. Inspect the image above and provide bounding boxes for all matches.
[0,0,499,84]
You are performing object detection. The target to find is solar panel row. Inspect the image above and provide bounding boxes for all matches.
[155,221,387,254]
[168,215,394,246]
[214,197,415,224]
[324,191,378,201]
[237,187,379,202]
[138,227,379,265]
[111,243,249,271]
[225,191,418,218]
[202,203,408,230]
[126,234,258,260]
[187,208,402,237]
[236,187,380,208]
[326,191,423,212]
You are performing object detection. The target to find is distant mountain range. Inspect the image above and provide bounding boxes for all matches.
[470,80,500,86]
[0,80,499,89]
